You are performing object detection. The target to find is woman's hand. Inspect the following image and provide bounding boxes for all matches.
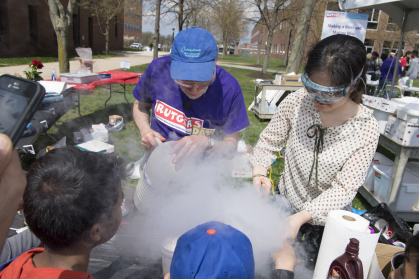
[283,210,312,243]
[252,176,272,198]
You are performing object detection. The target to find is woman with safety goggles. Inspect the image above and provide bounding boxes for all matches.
[250,35,380,246]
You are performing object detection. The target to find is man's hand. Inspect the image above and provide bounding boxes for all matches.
[271,242,297,272]
[0,134,27,250]
[170,135,208,165]
[282,210,312,243]
[140,128,166,150]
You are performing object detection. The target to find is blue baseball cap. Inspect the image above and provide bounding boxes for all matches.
[171,27,218,82]
[170,221,255,279]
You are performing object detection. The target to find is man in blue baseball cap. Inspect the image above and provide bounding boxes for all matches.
[163,221,298,279]
[133,27,249,166]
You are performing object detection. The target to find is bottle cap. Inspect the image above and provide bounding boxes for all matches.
[346,238,360,255]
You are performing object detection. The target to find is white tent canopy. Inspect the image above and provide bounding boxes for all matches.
[339,0,419,99]
[340,0,419,32]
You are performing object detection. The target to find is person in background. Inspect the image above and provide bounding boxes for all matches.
[370,51,383,96]
[132,27,249,166]
[0,134,26,254]
[149,43,153,51]
[163,221,298,279]
[366,53,378,95]
[406,50,419,85]
[400,51,411,75]
[0,147,126,278]
[390,52,396,58]
[390,232,419,279]
[375,54,402,99]
[251,35,379,253]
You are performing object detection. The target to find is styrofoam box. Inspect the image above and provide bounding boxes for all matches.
[364,152,394,191]
[392,97,419,110]
[60,73,98,84]
[385,115,419,146]
[372,108,392,134]
[76,140,114,153]
[373,163,419,211]
[363,96,380,109]
[397,103,419,123]
[80,124,109,143]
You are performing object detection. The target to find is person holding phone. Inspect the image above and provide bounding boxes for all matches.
[251,35,379,243]
[0,134,27,251]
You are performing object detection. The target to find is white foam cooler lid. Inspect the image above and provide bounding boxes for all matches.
[398,103,419,117]
[392,97,419,109]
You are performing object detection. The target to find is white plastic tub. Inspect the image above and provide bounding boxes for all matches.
[373,163,419,211]
[364,152,394,191]
[161,237,179,276]
[397,103,419,123]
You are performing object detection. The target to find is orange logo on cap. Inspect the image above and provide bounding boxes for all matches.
[207,229,216,235]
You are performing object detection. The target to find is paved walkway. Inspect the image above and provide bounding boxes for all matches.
[0,50,283,79]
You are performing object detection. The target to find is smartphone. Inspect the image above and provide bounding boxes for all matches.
[0,74,45,147]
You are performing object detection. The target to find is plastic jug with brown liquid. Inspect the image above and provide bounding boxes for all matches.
[327,238,363,279]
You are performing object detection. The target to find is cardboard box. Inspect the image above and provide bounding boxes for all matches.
[275,74,302,86]
[385,115,419,147]
[367,243,404,279]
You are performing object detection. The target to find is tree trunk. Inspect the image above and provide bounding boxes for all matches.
[262,28,273,74]
[287,0,318,74]
[222,38,227,59]
[153,0,161,60]
[178,0,184,31]
[105,19,110,55]
[57,28,69,74]
[284,28,291,66]
[257,23,263,65]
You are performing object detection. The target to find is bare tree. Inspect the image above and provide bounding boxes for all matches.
[81,0,125,55]
[286,0,319,74]
[47,0,77,74]
[153,0,162,59]
[256,19,264,64]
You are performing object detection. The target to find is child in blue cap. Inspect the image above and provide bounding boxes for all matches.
[164,221,297,279]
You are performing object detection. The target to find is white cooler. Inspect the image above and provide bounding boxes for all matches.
[364,152,394,191]
[397,103,419,123]
[373,162,419,211]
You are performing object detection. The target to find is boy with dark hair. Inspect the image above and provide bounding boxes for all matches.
[0,146,126,278]
[164,221,297,279]
[391,232,419,279]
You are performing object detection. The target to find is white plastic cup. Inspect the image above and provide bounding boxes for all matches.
[410,80,414,88]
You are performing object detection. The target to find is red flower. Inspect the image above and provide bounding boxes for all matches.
[31,60,44,69]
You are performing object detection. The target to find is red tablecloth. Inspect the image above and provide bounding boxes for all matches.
[53,70,142,91]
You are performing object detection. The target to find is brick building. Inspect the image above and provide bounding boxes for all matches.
[124,0,142,44]
[0,0,123,57]
[250,0,419,63]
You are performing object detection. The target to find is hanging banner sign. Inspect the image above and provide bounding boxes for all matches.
[321,11,369,42]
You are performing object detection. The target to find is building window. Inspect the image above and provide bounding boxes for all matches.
[326,1,340,11]
[382,40,405,55]
[364,39,374,53]
[28,5,38,45]
[125,24,127,31]
[279,22,282,30]
[358,9,380,30]
[386,17,399,32]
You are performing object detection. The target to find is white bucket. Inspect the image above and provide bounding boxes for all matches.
[372,108,392,134]
[161,237,179,276]
[373,163,419,211]
[397,103,419,123]
[364,152,394,191]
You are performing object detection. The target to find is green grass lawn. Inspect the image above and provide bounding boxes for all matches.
[219,55,305,73]
[0,53,124,67]
[26,60,411,210]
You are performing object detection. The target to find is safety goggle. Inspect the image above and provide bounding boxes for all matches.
[174,67,216,89]
[302,69,363,104]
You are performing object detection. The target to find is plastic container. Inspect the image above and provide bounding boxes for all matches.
[397,103,419,123]
[328,238,363,279]
[373,163,419,211]
[161,237,179,276]
[60,73,98,84]
[392,97,419,110]
[76,140,114,153]
[51,67,56,81]
[364,152,394,191]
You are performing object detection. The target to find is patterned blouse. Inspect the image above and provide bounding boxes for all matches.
[250,89,379,225]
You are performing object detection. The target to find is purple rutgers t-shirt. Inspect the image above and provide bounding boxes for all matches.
[133,56,249,141]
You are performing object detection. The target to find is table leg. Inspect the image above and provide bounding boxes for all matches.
[105,84,112,108]
[76,90,88,125]
[123,84,130,106]
[386,147,411,211]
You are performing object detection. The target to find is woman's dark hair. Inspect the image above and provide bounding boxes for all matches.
[24,146,126,251]
[405,232,419,279]
[305,34,366,104]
